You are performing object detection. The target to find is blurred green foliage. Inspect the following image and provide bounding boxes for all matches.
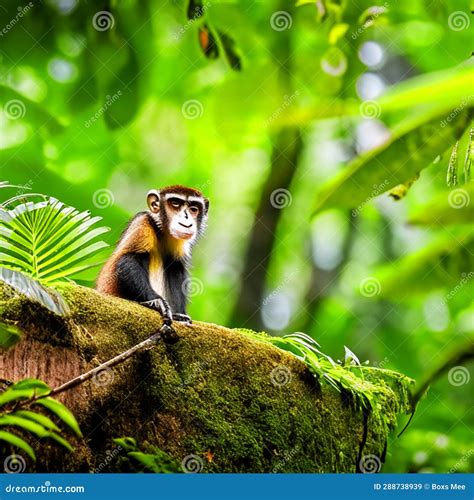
[0,0,472,473]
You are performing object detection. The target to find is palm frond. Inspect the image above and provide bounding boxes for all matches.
[235,329,392,411]
[0,198,109,285]
[0,268,69,315]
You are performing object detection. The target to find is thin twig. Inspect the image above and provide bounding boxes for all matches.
[15,325,173,408]
[49,330,164,399]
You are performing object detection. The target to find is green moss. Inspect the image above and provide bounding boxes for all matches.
[0,281,414,472]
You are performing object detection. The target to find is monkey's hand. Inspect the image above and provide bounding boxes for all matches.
[158,323,180,344]
[172,313,192,324]
[140,298,173,326]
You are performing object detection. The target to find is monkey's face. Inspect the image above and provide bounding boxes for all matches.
[147,187,209,243]
[165,197,201,241]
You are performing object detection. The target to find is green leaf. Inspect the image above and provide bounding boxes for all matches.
[328,23,349,45]
[47,432,74,452]
[374,230,474,300]
[0,415,71,451]
[375,64,474,117]
[0,268,70,316]
[0,379,50,406]
[280,65,474,126]
[113,437,138,452]
[35,398,82,437]
[219,31,242,71]
[0,323,22,350]
[0,197,109,287]
[10,379,50,393]
[14,410,61,432]
[409,183,474,226]
[38,241,109,281]
[313,109,471,214]
[0,430,36,460]
[187,0,204,20]
[0,388,35,406]
[0,415,50,437]
[128,452,161,473]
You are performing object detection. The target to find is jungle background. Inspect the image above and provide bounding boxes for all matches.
[0,0,472,473]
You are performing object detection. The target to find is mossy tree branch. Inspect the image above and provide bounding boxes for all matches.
[0,281,414,473]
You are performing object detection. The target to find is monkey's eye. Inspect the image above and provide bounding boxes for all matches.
[170,200,182,209]
[189,206,199,215]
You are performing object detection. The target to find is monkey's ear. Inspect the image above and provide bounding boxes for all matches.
[204,198,210,215]
[147,190,160,213]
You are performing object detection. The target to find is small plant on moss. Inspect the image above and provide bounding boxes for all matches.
[236,329,392,412]
[113,437,182,473]
[0,182,109,314]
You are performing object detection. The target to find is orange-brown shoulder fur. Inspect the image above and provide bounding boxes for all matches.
[96,212,158,296]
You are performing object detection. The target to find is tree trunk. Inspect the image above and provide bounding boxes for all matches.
[230,127,303,329]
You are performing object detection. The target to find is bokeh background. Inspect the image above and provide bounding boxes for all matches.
[1,0,472,473]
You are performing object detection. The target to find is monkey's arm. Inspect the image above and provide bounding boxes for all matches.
[116,254,173,326]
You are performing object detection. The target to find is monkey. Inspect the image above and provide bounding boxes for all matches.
[96,185,209,336]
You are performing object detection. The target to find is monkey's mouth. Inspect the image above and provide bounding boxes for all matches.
[172,222,194,240]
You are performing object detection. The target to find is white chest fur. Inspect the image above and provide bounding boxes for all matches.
[149,266,166,299]
[148,252,167,300]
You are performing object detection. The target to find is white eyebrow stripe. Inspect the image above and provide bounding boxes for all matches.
[164,194,186,201]
[187,196,204,204]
